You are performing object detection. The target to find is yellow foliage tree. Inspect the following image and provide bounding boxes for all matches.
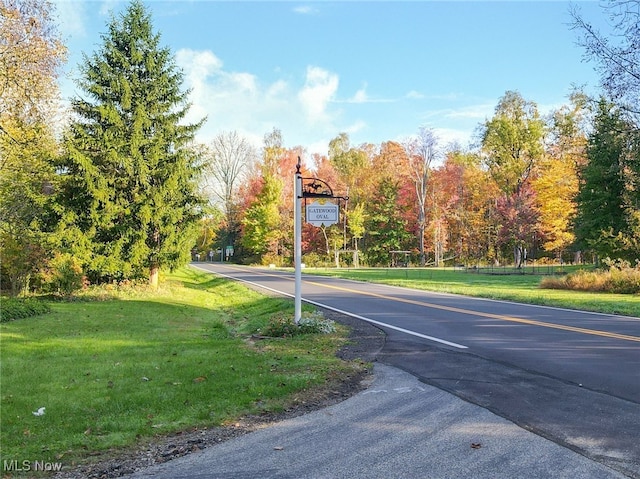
[533,97,588,260]
[0,0,66,294]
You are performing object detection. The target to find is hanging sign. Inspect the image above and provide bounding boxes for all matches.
[306,201,339,227]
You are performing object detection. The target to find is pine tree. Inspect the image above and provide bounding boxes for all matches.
[58,0,204,286]
[574,99,634,261]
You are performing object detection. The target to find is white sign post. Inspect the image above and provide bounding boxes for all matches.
[294,157,347,324]
[294,166,303,324]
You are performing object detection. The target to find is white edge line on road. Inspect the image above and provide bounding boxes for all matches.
[194,265,468,350]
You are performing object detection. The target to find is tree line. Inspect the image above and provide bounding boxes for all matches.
[1,0,638,296]
[201,89,638,270]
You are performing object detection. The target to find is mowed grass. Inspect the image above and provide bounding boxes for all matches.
[304,267,640,317]
[0,267,361,472]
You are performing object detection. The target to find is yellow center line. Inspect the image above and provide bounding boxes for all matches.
[305,280,640,343]
[211,265,639,343]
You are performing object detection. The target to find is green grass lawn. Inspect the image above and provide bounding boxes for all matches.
[304,267,640,317]
[2,264,637,475]
[0,267,363,473]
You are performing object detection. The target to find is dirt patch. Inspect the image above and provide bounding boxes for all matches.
[53,311,385,479]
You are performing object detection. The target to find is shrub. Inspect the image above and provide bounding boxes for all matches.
[261,253,286,267]
[298,311,337,334]
[260,311,336,337]
[302,252,334,268]
[1,297,51,322]
[607,259,640,294]
[41,253,84,297]
[0,232,48,296]
[540,259,640,294]
[566,270,610,292]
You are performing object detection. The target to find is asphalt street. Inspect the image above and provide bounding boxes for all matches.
[123,364,629,479]
[148,263,639,479]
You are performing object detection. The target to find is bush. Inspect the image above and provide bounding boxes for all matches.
[41,253,85,297]
[260,311,336,337]
[1,297,51,322]
[607,259,640,294]
[302,252,334,268]
[261,253,286,267]
[540,259,640,294]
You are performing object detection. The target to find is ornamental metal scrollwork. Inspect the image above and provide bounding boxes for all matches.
[296,157,349,202]
[302,178,334,199]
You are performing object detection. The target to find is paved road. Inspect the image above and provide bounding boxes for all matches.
[189,263,640,478]
[125,364,628,479]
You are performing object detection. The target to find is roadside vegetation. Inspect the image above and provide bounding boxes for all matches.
[306,265,640,317]
[539,259,640,295]
[2,262,638,474]
[0,267,364,473]
[1,297,51,322]
[1,0,638,471]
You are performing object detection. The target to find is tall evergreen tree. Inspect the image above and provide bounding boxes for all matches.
[57,0,204,286]
[574,99,636,261]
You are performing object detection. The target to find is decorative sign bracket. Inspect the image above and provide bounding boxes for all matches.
[296,158,349,206]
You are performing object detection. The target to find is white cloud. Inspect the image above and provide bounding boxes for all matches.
[176,49,222,85]
[343,86,394,104]
[434,104,494,121]
[537,101,566,117]
[99,0,122,17]
[306,139,330,159]
[298,66,339,125]
[406,90,425,100]
[53,0,87,37]
[432,127,475,149]
[266,79,288,97]
[293,5,319,15]
[351,86,368,104]
[175,50,344,156]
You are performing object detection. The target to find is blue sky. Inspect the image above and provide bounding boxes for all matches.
[53,1,608,156]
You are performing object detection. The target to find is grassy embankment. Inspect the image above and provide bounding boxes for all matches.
[305,266,640,317]
[0,267,364,474]
[2,263,638,475]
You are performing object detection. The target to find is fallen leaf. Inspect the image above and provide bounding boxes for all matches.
[193,376,207,383]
